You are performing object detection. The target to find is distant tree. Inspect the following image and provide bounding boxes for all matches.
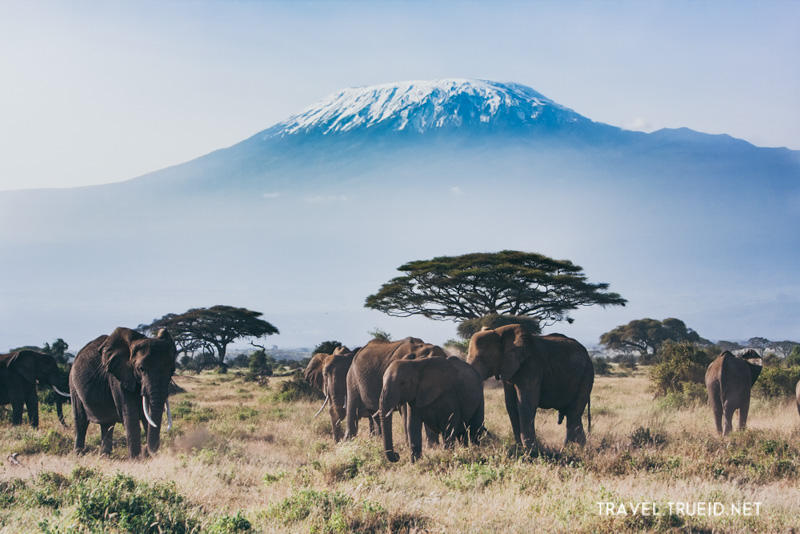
[716,340,745,353]
[747,337,770,355]
[141,305,279,368]
[365,251,626,332]
[313,341,343,355]
[768,340,800,358]
[599,318,704,358]
[42,338,70,364]
[785,345,800,367]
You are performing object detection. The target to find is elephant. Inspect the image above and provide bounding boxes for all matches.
[379,355,485,462]
[0,350,71,428]
[705,350,762,435]
[467,325,593,451]
[69,327,177,457]
[344,337,447,440]
[305,345,357,441]
[796,379,800,419]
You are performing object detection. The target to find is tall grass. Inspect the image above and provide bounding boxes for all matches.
[1,366,799,533]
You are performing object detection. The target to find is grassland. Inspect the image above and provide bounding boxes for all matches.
[1,366,799,533]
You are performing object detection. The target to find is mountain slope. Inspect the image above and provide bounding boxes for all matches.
[0,79,798,351]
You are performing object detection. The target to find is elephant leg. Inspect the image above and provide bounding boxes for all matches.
[329,405,344,442]
[407,407,423,462]
[722,403,735,436]
[72,398,90,454]
[369,411,382,436]
[516,381,541,453]
[424,424,439,447]
[10,396,25,426]
[25,389,39,429]
[738,396,751,432]
[467,402,485,445]
[503,381,522,446]
[123,408,142,458]
[709,392,723,435]
[344,392,360,440]
[565,410,586,446]
[100,423,115,455]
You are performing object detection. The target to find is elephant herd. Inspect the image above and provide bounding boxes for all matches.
[305,325,595,462]
[1,324,798,461]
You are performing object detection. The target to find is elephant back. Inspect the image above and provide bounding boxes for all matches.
[351,338,446,412]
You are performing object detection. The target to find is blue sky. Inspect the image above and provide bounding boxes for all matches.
[1,0,798,191]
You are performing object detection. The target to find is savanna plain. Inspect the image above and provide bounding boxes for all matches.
[1,366,799,533]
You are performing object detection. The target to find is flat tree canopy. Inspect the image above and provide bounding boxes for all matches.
[599,318,704,357]
[140,305,279,367]
[365,251,626,330]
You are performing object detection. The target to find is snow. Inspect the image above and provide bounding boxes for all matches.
[271,79,584,137]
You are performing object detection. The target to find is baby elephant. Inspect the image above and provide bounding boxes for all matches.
[378,356,484,462]
[705,350,762,435]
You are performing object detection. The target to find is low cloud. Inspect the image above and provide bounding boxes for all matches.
[623,117,654,132]
[451,186,463,196]
[263,192,281,199]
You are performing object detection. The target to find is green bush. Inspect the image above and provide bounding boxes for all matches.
[592,357,611,376]
[266,488,426,534]
[753,366,800,398]
[271,372,324,403]
[649,341,711,397]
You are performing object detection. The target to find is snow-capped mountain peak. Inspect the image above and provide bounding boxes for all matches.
[270,79,588,137]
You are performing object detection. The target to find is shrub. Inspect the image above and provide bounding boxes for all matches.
[266,488,427,533]
[246,349,273,381]
[753,366,800,398]
[592,357,611,376]
[368,327,392,341]
[649,341,711,397]
[272,371,324,403]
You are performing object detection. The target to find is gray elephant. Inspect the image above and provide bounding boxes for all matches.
[344,337,447,440]
[70,327,176,457]
[305,345,357,441]
[705,350,762,435]
[379,355,484,462]
[467,325,593,451]
[0,350,71,428]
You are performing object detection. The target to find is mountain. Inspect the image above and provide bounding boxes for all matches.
[1,79,798,351]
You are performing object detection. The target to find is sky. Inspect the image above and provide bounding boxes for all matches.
[1,1,799,192]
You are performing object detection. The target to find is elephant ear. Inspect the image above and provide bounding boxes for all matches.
[416,361,458,408]
[8,350,37,384]
[100,327,143,391]
[499,325,528,381]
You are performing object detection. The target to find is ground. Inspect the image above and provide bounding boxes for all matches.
[1,366,799,533]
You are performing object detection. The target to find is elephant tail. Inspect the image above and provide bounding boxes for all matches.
[587,396,591,434]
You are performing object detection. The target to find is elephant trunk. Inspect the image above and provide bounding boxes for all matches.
[143,393,168,455]
[379,386,400,463]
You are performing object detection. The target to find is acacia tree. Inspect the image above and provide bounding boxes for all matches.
[599,318,704,357]
[140,305,279,368]
[365,251,626,331]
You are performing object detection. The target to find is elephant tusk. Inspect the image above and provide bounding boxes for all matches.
[142,396,158,428]
[166,398,172,432]
[53,386,71,398]
[314,395,330,418]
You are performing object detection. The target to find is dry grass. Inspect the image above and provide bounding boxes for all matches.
[1,366,799,533]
